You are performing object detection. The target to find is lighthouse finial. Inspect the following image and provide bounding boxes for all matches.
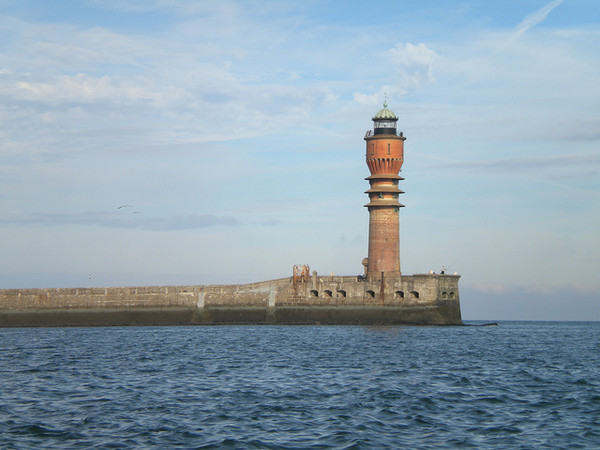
[383,92,388,109]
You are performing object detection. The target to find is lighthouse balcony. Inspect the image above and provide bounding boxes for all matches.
[365,174,404,181]
[364,199,405,208]
[365,186,404,194]
[364,130,404,138]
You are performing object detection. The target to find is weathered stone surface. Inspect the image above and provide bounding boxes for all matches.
[0,274,461,326]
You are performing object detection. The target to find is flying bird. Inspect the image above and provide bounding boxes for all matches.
[118,204,132,209]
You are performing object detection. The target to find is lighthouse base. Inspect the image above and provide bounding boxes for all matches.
[366,270,401,282]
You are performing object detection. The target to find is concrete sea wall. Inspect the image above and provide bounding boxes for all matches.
[0,274,461,327]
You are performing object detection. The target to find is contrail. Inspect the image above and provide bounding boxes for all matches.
[513,0,564,41]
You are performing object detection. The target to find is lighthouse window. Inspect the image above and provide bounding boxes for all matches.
[378,192,383,199]
[394,207,399,213]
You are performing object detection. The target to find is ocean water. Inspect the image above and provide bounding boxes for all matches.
[1,322,599,449]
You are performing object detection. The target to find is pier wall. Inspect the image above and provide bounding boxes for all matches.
[0,274,461,326]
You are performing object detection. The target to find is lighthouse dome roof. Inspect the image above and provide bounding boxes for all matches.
[372,101,397,120]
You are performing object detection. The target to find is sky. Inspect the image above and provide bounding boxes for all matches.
[0,0,599,320]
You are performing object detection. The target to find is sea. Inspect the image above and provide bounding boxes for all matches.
[1,321,599,449]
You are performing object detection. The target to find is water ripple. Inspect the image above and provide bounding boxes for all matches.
[1,322,599,448]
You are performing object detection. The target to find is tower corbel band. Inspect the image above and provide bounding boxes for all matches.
[364,102,406,280]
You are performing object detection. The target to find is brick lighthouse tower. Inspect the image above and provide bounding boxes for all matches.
[364,102,406,280]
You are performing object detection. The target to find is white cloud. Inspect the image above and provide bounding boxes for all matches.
[353,42,439,106]
[389,42,438,95]
[0,211,241,230]
[352,85,393,107]
[431,153,600,174]
[471,283,513,294]
[14,73,159,103]
[0,3,354,152]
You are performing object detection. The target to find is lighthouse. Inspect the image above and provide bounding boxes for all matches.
[364,102,406,280]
